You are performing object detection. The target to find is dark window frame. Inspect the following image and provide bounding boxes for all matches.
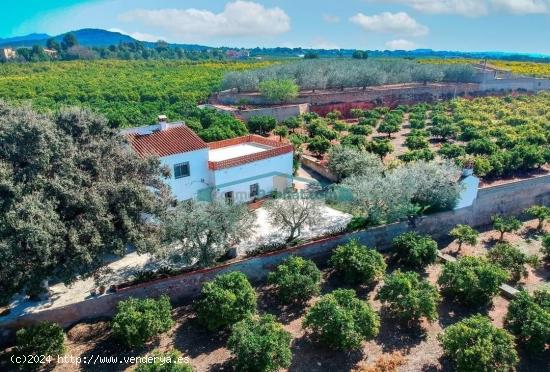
[250,183,259,197]
[174,162,190,179]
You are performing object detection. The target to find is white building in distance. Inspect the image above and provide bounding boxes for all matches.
[123,116,294,203]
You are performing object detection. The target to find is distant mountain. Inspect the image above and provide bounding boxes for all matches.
[0,33,50,48]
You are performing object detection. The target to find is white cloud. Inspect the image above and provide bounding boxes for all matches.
[322,14,341,23]
[385,39,417,50]
[350,12,429,36]
[491,0,550,14]
[377,0,550,16]
[119,1,290,40]
[382,1,489,16]
[108,28,166,42]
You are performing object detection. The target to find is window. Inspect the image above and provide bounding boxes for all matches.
[250,183,259,198]
[174,162,190,179]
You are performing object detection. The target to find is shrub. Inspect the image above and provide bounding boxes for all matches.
[135,350,193,372]
[329,239,386,285]
[439,315,519,372]
[247,115,276,136]
[487,242,536,281]
[505,290,550,352]
[267,256,321,304]
[194,272,257,331]
[303,289,380,350]
[542,234,550,259]
[16,322,65,358]
[377,271,440,322]
[112,296,174,347]
[449,224,479,251]
[357,352,405,372]
[392,232,438,269]
[492,215,522,241]
[437,256,508,306]
[228,314,292,372]
[524,205,550,230]
[259,79,299,103]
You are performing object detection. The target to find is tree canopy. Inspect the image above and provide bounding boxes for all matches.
[0,103,169,304]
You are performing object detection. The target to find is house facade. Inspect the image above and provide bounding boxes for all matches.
[123,117,294,203]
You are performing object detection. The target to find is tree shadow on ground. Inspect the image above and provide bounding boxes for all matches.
[172,309,228,359]
[288,334,363,372]
[520,226,544,241]
[321,270,378,299]
[256,285,308,324]
[437,296,490,329]
[375,309,426,353]
[517,346,550,372]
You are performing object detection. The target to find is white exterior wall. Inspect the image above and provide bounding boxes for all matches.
[212,152,293,203]
[160,148,211,201]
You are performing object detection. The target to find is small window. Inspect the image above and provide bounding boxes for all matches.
[250,183,259,198]
[174,162,190,179]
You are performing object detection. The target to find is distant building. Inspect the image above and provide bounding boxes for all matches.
[43,48,58,58]
[225,49,250,60]
[0,48,16,60]
[122,116,293,203]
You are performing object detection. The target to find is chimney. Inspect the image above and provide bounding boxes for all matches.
[158,115,168,131]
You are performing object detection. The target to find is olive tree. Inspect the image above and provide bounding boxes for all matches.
[439,315,519,372]
[449,224,479,251]
[162,200,255,267]
[259,79,299,103]
[327,146,383,180]
[265,196,322,243]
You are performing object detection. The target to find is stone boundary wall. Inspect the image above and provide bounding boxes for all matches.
[216,78,550,107]
[300,155,338,182]
[1,174,548,344]
[202,103,309,123]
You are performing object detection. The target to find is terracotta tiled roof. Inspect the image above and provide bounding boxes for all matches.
[127,126,208,157]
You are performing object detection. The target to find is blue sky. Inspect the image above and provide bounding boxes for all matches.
[3,0,549,54]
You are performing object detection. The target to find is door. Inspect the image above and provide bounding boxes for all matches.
[224,191,234,205]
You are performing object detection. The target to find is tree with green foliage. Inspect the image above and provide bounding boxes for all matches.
[303,289,380,350]
[438,143,466,159]
[0,104,170,304]
[194,272,257,331]
[247,115,277,136]
[307,136,332,157]
[267,256,321,304]
[398,149,435,163]
[16,322,65,359]
[438,256,509,306]
[329,239,387,285]
[492,215,522,241]
[404,134,429,150]
[542,234,550,260]
[352,50,369,59]
[439,315,519,372]
[524,205,550,230]
[378,120,401,138]
[162,200,255,268]
[505,290,550,352]
[378,271,440,323]
[228,315,292,372]
[259,79,299,103]
[487,242,537,281]
[112,296,174,347]
[466,138,499,155]
[135,350,193,372]
[273,125,289,141]
[61,33,78,50]
[392,232,438,269]
[327,146,383,180]
[449,224,479,251]
[366,139,394,160]
[283,116,302,133]
[428,124,458,141]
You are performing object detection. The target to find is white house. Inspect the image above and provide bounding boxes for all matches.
[123,116,294,203]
